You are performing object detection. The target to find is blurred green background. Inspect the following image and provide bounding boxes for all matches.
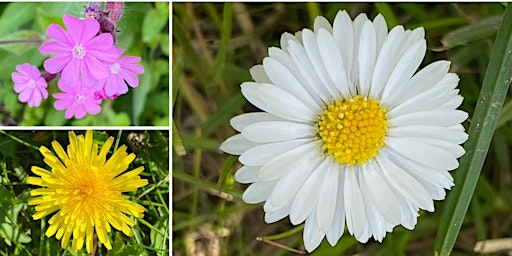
[0,130,169,255]
[0,2,169,126]
[173,2,512,256]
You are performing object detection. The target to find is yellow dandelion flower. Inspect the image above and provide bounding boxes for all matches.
[27,130,149,253]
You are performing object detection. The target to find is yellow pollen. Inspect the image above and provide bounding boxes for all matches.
[317,95,388,165]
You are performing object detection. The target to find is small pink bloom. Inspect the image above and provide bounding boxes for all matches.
[11,63,48,107]
[39,14,118,87]
[53,80,102,119]
[95,48,144,98]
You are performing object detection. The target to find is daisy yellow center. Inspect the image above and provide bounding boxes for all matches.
[317,95,388,165]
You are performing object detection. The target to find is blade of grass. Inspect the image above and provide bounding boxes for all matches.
[375,3,397,28]
[172,169,243,199]
[434,4,512,256]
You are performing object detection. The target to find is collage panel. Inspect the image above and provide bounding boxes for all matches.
[0,2,169,126]
[0,129,169,255]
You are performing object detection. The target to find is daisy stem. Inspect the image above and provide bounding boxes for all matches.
[434,4,512,256]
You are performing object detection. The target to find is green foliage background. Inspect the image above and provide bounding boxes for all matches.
[173,3,512,255]
[0,2,169,126]
[0,130,169,256]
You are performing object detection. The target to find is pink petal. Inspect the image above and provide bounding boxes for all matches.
[63,14,82,43]
[12,73,28,84]
[44,54,72,74]
[29,90,43,107]
[81,18,100,43]
[105,76,119,97]
[84,55,110,80]
[14,82,28,93]
[81,66,99,87]
[119,56,141,64]
[39,41,71,55]
[54,97,72,110]
[74,105,86,119]
[84,99,101,115]
[15,63,33,76]
[116,75,129,94]
[65,103,77,119]
[84,33,114,51]
[120,70,139,88]
[18,88,32,102]
[45,24,71,45]
[36,77,48,89]
[60,58,81,86]
[123,63,144,74]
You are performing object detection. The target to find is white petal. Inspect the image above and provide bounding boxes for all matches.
[359,181,387,242]
[370,25,405,99]
[303,211,325,252]
[230,112,284,132]
[269,151,323,206]
[241,82,316,122]
[242,180,277,204]
[389,60,451,106]
[287,40,333,103]
[350,13,370,86]
[302,29,338,98]
[388,125,469,144]
[358,20,377,96]
[290,158,330,225]
[440,95,464,109]
[264,200,292,223]
[314,15,332,33]
[388,73,460,116]
[360,159,401,225]
[378,149,435,212]
[317,29,351,98]
[279,32,299,53]
[385,137,460,170]
[242,121,314,143]
[268,47,324,106]
[388,110,469,127]
[220,134,260,155]
[381,39,426,106]
[239,138,311,166]
[263,57,321,112]
[326,168,346,246]
[315,160,339,233]
[416,138,466,158]
[373,13,388,52]
[260,141,321,181]
[234,166,260,184]
[389,148,455,189]
[250,65,272,84]
[333,10,355,91]
[344,167,370,242]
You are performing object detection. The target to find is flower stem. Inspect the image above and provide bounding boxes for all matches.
[0,39,43,45]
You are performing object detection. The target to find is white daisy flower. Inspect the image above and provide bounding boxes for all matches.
[220,10,468,252]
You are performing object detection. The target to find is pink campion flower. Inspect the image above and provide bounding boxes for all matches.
[95,48,144,98]
[11,63,48,107]
[39,14,118,88]
[54,80,102,119]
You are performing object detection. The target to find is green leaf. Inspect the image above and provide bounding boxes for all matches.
[435,5,512,256]
[142,4,168,43]
[441,15,502,50]
[0,2,37,36]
